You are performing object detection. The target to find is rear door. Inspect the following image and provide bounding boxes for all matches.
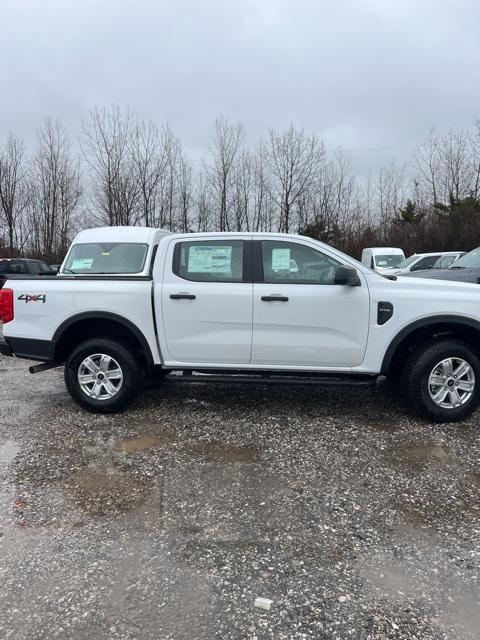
[159,237,253,364]
[251,239,370,368]
[410,255,441,272]
[435,254,459,269]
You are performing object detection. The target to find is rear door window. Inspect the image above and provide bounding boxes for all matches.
[435,255,457,269]
[174,240,245,282]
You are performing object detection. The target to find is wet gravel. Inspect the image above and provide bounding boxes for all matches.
[1,355,480,639]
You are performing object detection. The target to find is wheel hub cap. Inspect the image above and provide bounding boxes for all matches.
[78,353,124,400]
[428,357,475,409]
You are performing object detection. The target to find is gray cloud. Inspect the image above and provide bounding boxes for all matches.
[1,0,479,174]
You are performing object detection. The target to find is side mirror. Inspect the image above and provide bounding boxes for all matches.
[334,265,361,286]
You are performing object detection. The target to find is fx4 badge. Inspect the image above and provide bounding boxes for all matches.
[18,294,47,304]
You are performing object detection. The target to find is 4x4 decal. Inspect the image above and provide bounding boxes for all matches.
[18,294,47,304]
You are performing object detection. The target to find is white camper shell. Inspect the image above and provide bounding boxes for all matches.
[60,227,172,277]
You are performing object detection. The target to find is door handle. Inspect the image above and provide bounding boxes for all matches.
[261,295,289,302]
[170,293,196,300]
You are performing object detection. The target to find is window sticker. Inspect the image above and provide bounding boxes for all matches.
[271,248,291,271]
[71,258,94,270]
[188,246,232,274]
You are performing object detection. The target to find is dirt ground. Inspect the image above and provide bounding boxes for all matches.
[1,355,479,639]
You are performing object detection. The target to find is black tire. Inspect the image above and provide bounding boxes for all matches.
[402,339,480,422]
[64,337,143,413]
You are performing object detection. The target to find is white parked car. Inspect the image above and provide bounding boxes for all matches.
[381,251,464,276]
[1,227,480,423]
[361,247,405,273]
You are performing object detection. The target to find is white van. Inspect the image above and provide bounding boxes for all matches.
[361,247,405,272]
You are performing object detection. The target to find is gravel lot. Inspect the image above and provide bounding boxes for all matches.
[1,354,480,640]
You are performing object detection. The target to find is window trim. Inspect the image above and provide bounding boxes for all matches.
[254,239,342,285]
[172,239,252,283]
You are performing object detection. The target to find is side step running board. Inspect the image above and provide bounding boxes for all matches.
[164,373,377,387]
[29,362,60,374]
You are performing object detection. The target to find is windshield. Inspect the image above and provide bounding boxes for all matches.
[375,254,404,268]
[63,243,149,274]
[395,255,420,269]
[449,248,480,269]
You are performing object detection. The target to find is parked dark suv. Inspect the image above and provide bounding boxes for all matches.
[0,258,56,286]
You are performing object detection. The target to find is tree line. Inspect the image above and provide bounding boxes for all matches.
[1,107,479,262]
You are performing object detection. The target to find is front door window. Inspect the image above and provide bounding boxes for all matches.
[261,240,340,285]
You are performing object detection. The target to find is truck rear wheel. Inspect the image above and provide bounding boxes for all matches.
[64,337,143,413]
[403,339,480,422]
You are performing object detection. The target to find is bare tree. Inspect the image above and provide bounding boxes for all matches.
[413,127,441,206]
[30,117,81,261]
[81,106,139,226]
[373,162,407,241]
[194,173,212,232]
[158,126,184,230]
[205,116,244,231]
[0,134,30,256]
[132,119,168,227]
[177,153,193,232]
[231,150,254,231]
[438,128,472,200]
[306,149,355,245]
[265,124,324,233]
[251,143,274,232]
[470,121,480,199]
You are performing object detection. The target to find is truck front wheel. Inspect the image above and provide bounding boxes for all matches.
[64,337,143,413]
[403,339,480,422]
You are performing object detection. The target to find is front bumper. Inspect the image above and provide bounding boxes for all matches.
[0,336,13,357]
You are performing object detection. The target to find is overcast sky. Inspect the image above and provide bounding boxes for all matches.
[1,0,479,174]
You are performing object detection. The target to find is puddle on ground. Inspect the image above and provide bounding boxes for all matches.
[62,467,149,516]
[189,442,258,463]
[0,440,20,470]
[467,473,480,490]
[459,474,480,517]
[115,433,174,454]
[0,440,20,531]
[392,444,455,465]
[396,502,428,526]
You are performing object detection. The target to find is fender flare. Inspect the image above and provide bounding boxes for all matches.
[52,311,155,366]
[380,315,480,374]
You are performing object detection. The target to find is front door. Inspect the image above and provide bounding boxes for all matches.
[251,239,370,368]
[160,237,253,364]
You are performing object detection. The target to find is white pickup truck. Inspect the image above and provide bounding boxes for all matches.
[1,226,480,423]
